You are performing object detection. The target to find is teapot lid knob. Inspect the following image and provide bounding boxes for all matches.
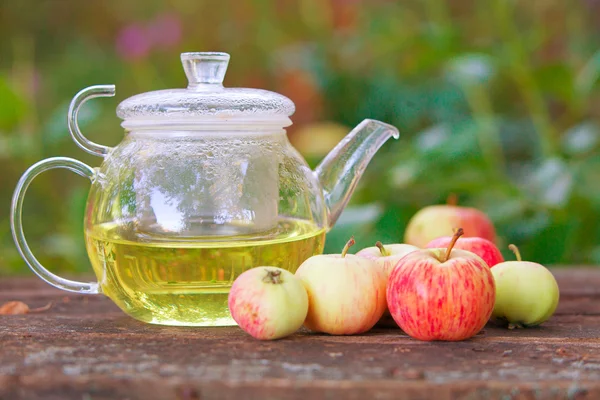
[181,52,230,88]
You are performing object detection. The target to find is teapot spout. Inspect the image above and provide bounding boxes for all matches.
[314,119,399,229]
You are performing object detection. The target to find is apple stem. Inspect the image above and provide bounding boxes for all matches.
[443,228,464,262]
[375,241,390,257]
[508,244,522,262]
[263,269,283,284]
[341,237,355,258]
[447,193,458,206]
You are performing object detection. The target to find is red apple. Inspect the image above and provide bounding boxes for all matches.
[425,235,504,268]
[228,267,308,340]
[387,228,496,341]
[404,204,496,248]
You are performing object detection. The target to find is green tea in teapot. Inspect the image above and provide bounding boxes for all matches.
[85,217,325,326]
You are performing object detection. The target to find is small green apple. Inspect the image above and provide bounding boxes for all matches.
[491,245,560,329]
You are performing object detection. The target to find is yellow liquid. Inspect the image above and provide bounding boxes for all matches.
[85,219,325,326]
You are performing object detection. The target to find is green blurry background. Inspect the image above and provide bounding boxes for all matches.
[2,0,600,276]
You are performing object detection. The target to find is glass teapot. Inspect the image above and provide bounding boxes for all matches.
[10,52,399,326]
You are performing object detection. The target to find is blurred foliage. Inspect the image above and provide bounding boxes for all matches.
[2,0,600,276]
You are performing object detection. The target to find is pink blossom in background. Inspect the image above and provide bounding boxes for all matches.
[116,23,151,61]
[147,13,182,49]
[29,69,42,96]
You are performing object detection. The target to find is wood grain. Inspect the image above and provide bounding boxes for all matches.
[1,268,599,400]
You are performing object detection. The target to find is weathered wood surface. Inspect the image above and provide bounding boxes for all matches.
[1,267,599,400]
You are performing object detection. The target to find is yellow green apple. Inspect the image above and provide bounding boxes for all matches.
[491,245,560,329]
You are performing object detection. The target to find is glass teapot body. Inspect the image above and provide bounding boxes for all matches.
[84,126,326,325]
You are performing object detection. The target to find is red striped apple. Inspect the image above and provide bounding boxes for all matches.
[387,228,496,341]
[295,238,387,335]
[228,266,308,340]
[425,235,504,268]
[404,203,496,248]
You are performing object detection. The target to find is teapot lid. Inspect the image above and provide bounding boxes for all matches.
[116,52,295,128]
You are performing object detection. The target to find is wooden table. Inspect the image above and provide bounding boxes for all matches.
[1,268,599,400]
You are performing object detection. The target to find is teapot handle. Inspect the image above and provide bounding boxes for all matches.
[68,85,115,157]
[10,157,100,294]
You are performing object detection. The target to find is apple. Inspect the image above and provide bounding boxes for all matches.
[490,245,560,329]
[425,234,504,268]
[295,237,387,335]
[356,241,419,323]
[356,241,420,279]
[404,202,496,248]
[387,228,496,341]
[228,266,308,340]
